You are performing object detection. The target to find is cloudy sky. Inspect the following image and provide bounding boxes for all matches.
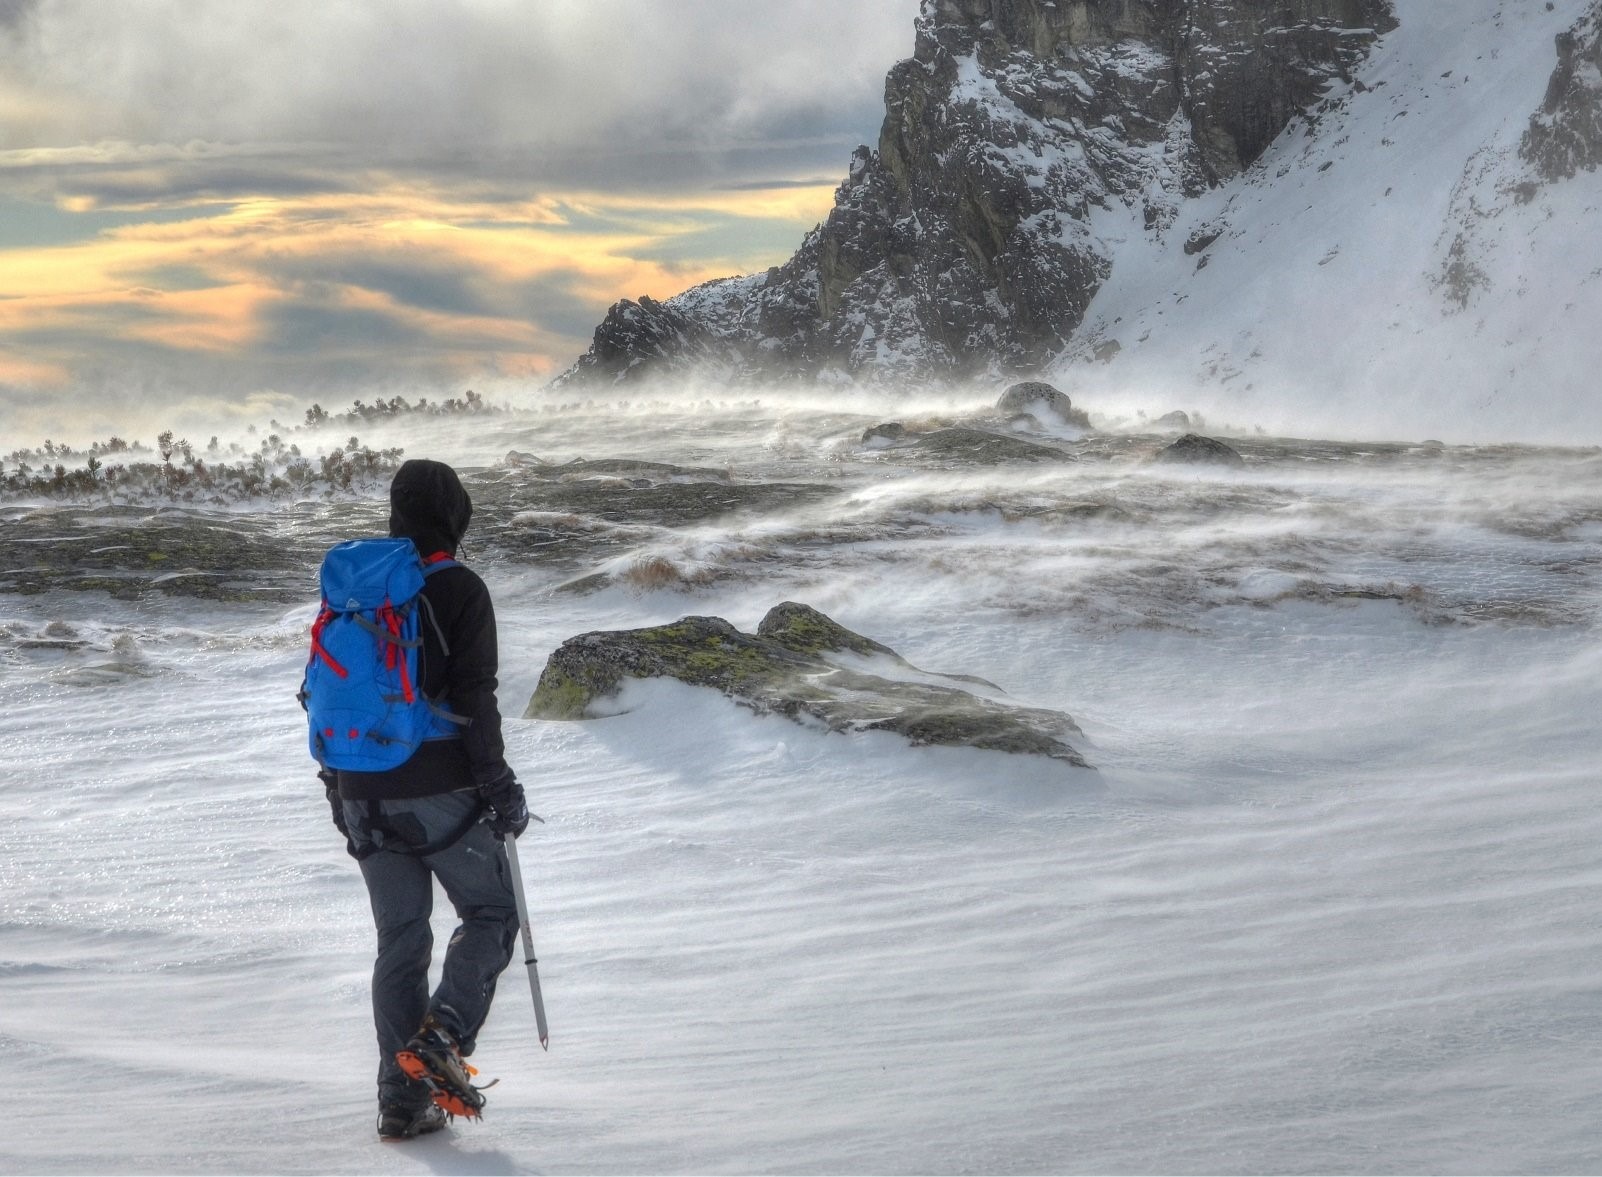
[0,0,922,442]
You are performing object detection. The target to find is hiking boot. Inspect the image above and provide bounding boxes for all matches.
[395,1016,489,1120]
[377,1101,447,1141]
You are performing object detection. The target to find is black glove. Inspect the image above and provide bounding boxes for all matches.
[320,770,350,839]
[479,769,530,841]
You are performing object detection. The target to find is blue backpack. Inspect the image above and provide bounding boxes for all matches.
[301,537,468,772]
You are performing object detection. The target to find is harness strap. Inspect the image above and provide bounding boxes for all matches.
[359,796,485,859]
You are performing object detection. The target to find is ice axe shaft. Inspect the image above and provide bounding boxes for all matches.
[502,833,549,1050]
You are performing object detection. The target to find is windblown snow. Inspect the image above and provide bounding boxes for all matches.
[3,1,1602,1173]
[1064,0,1602,443]
[3,391,1602,1174]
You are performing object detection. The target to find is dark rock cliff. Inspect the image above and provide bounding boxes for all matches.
[559,0,1397,390]
[1521,1,1602,182]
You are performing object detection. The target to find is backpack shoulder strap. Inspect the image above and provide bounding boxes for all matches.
[415,590,451,657]
[415,552,459,652]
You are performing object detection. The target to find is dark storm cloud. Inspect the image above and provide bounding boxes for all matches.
[257,303,423,357]
[7,298,173,344]
[0,0,38,31]
[0,0,920,197]
[0,1,925,439]
[0,195,237,248]
[257,256,502,320]
[251,256,618,342]
[510,269,616,340]
[717,178,844,191]
[58,165,346,206]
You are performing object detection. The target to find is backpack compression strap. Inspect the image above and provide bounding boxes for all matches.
[376,600,416,704]
[309,604,349,678]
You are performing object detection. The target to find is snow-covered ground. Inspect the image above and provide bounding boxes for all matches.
[3,397,1601,1174]
[1065,0,1602,445]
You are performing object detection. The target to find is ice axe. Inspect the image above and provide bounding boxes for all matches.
[502,828,549,1050]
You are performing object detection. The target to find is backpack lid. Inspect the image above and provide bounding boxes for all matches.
[320,537,425,610]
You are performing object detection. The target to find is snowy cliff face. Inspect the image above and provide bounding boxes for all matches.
[560,0,1602,442]
[559,0,1396,389]
[1062,0,1602,441]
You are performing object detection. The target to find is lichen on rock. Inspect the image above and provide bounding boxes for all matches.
[525,602,1092,769]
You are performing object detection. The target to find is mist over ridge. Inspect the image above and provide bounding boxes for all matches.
[561,0,1602,445]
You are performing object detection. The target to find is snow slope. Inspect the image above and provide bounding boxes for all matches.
[1064,0,1602,444]
[4,398,1602,1173]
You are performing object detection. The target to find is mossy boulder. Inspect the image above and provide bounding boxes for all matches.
[525,602,1091,769]
[754,600,898,658]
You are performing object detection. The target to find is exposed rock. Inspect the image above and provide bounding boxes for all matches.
[535,457,731,483]
[1154,410,1192,431]
[525,602,1091,769]
[998,382,1070,416]
[559,0,1397,389]
[1155,433,1246,468]
[755,600,900,660]
[997,381,1062,415]
[0,506,317,602]
[998,380,1094,430]
[757,601,1006,692]
[1521,2,1602,182]
[907,427,1073,464]
[556,294,735,388]
[1439,3,1602,311]
[862,421,907,444]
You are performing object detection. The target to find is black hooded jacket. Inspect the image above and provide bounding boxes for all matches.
[334,459,512,801]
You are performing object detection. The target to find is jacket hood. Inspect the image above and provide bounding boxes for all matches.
[388,459,472,558]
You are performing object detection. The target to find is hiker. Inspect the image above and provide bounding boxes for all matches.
[306,458,530,1141]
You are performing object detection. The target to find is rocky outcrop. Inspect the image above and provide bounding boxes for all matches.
[558,0,1396,390]
[559,294,733,386]
[1155,433,1245,467]
[862,421,908,444]
[907,426,1073,463]
[996,380,1091,428]
[1436,2,1602,312]
[1521,1,1602,182]
[525,602,1092,769]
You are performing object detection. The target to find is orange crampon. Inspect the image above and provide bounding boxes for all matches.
[395,1049,494,1120]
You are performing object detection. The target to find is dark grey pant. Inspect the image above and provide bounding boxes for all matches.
[344,791,519,1110]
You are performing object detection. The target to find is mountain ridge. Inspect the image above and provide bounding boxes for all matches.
[558,0,1602,442]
